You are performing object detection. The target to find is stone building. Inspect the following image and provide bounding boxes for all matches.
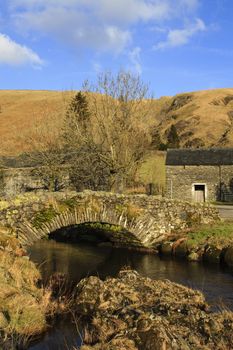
[166,148,233,202]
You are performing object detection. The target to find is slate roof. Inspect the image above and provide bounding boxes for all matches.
[166,148,233,166]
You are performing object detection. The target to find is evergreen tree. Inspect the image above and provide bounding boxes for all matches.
[63,91,90,149]
[67,91,90,123]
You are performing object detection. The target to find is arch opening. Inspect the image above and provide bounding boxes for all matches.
[48,222,144,249]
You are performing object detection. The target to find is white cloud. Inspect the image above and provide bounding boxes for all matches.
[129,47,142,75]
[154,18,206,50]
[9,0,200,22]
[11,5,131,54]
[8,0,202,54]
[0,33,43,66]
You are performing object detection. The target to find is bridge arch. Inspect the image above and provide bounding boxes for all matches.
[19,205,158,249]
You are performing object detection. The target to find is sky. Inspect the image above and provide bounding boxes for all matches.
[0,0,233,97]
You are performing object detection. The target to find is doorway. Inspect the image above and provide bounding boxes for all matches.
[193,184,206,202]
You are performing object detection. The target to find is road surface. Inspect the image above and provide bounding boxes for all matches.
[215,205,233,220]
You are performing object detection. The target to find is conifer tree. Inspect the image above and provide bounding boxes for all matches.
[63,91,90,148]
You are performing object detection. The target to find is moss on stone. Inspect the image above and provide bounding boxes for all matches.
[32,205,58,229]
[58,198,78,210]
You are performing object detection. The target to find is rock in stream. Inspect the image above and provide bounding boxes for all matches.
[76,269,233,350]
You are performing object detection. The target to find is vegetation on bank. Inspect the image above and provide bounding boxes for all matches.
[0,228,48,348]
[187,221,233,248]
[0,228,73,349]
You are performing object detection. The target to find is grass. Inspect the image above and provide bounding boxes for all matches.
[0,90,165,157]
[137,150,166,193]
[0,229,51,346]
[187,222,233,248]
[0,250,48,337]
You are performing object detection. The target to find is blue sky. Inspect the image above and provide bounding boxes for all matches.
[0,0,233,97]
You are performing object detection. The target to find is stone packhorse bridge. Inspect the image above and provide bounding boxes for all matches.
[0,191,219,249]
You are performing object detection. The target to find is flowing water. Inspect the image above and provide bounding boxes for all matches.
[28,239,233,350]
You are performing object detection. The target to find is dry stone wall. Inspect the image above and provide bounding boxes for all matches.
[0,167,70,197]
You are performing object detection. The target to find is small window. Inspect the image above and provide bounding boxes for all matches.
[194,184,205,192]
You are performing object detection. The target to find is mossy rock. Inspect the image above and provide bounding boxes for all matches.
[32,205,58,229]
[187,252,201,262]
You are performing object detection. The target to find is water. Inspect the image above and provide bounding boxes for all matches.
[28,239,233,350]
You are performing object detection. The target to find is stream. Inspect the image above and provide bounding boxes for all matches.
[28,239,233,350]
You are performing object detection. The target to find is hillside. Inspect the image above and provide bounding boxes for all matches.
[155,88,233,148]
[1,88,233,156]
[0,90,166,156]
[0,90,73,156]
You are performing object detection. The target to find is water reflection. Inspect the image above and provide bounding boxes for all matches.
[29,240,233,309]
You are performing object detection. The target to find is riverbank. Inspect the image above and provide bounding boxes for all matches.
[0,228,74,349]
[77,268,233,350]
[158,221,233,267]
[0,228,48,349]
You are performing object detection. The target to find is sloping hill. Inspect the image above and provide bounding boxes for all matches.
[0,90,72,155]
[1,88,233,156]
[155,88,233,148]
[0,90,165,156]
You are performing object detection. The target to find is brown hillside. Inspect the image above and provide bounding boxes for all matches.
[0,90,72,156]
[0,90,164,156]
[156,88,233,148]
[1,88,233,156]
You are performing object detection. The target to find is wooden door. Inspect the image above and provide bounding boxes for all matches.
[194,185,205,202]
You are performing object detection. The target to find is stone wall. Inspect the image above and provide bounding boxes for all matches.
[0,167,70,197]
[166,164,233,202]
[0,191,219,248]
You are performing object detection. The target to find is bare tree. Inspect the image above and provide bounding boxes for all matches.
[81,71,152,191]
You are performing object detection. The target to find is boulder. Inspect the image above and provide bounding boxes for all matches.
[187,251,200,262]
[76,269,233,350]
